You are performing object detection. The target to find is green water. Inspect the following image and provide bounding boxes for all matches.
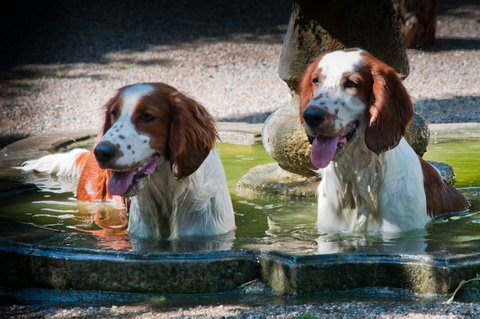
[0,140,479,255]
[216,142,274,193]
[217,138,480,189]
[423,138,480,187]
[217,143,318,248]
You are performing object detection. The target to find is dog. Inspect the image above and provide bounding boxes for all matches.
[298,49,469,233]
[20,83,236,240]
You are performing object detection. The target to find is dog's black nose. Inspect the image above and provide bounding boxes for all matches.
[94,142,118,165]
[303,106,326,127]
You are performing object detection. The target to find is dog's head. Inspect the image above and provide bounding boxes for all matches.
[95,83,217,196]
[298,49,413,168]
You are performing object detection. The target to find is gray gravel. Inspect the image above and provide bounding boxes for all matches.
[1,0,480,317]
[1,0,479,146]
[404,1,480,124]
[1,299,480,318]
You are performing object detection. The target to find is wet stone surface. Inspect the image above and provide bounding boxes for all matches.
[0,220,259,294]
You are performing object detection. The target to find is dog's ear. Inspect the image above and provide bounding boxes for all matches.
[101,92,121,136]
[298,56,322,122]
[168,92,218,179]
[363,53,413,154]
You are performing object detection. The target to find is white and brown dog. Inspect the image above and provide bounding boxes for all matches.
[20,83,235,240]
[299,49,469,233]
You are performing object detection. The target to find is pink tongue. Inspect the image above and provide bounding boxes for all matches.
[311,135,339,169]
[108,170,136,196]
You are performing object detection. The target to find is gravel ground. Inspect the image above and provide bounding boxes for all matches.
[1,0,480,317]
[1,0,479,146]
[2,297,480,319]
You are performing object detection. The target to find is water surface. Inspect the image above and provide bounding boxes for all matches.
[1,140,479,256]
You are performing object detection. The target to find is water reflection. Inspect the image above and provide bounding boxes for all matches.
[74,201,131,251]
[72,201,236,253]
[130,231,235,253]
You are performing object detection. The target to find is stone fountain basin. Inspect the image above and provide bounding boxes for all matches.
[1,123,480,295]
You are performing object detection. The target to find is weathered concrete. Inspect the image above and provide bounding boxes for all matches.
[0,220,258,293]
[260,252,480,295]
[270,0,414,182]
[2,217,480,295]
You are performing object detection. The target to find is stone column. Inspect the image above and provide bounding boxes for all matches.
[279,0,409,92]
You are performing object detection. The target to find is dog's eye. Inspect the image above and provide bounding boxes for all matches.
[344,79,359,89]
[110,110,118,119]
[312,77,320,86]
[140,113,155,123]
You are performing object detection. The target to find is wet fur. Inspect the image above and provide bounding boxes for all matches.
[299,49,469,232]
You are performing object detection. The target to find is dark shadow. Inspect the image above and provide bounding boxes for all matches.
[0,81,35,99]
[0,134,29,150]
[438,0,480,19]
[219,112,273,124]
[422,38,480,52]
[427,37,480,51]
[0,0,291,72]
[414,95,480,123]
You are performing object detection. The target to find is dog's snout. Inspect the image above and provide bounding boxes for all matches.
[303,106,326,127]
[94,142,118,166]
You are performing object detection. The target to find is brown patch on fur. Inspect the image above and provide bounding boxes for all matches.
[340,69,373,105]
[168,91,218,179]
[76,90,120,201]
[420,157,470,217]
[362,52,413,154]
[77,150,113,201]
[131,84,173,158]
[101,94,121,135]
[298,56,322,122]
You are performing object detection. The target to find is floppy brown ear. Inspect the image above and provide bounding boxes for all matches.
[101,92,120,136]
[298,56,322,122]
[363,53,414,154]
[168,92,218,179]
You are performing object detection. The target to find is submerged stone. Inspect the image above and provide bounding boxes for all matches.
[237,163,319,198]
[405,113,430,157]
[429,161,456,185]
